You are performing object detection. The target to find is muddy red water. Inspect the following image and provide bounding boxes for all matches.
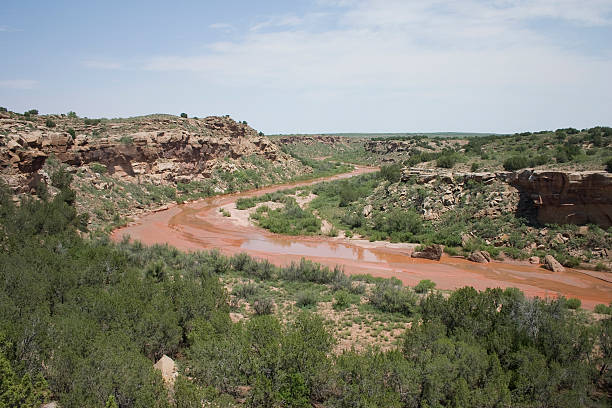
[112,166,612,310]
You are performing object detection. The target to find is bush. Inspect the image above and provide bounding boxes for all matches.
[503,156,529,171]
[296,290,318,308]
[0,107,7,113]
[436,153,457,169]
[67,128,76,138]
[233,283,259,299]
[119,136,133,145]
[565,298,581,310]
[253,298,275,315]
[380,164,402,183]
[83,118,101,125]
[27,109,39,115]
[180,113,188,118]
[414,279,436,294]
[90,162,107,174]
[333,290,352,310]
[606,157,612,173]
[45,118,56,128]
[369,280,416,315]
[594,304,611,314]
[67,111,77,118]
[470,162,480,172]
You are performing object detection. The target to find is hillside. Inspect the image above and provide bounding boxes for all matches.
[0,110,349,230]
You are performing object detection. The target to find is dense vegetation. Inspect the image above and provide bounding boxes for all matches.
[1,168,610,407]
[245,165,611,267]
[280,127,612,171]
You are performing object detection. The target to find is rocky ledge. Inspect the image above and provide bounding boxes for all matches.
[401,168,612,228]
[0,113,297,193]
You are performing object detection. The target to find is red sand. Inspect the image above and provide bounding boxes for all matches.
[112,167,612,310]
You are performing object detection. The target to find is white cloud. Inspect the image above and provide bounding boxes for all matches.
[144,0,612,131]
[82,59,123,70]
[0,79,37,90]
[209,23,234,31]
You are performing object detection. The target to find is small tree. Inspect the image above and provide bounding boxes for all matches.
[180,112,188,118]
[503,156,529,171]
[414,279,436,293]
[45,118,56,128]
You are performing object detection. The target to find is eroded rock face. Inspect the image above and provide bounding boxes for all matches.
[411,244,443,261]
[0,113,296,193]
[509,170,612,228]
[398,167,612,228]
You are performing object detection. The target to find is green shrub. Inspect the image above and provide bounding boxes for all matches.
[565,298,581,310]
[594,304,611,314]
[180,113,188,118]
[414,279,436,294]
[119,136,133,145]
[369,280,416,315]
[0,107,7,113]
[90,162,107,174]
[253,298,275,315]
[436,153,457,169]
[296,290,318,308]
[67,128,76,138]
[27,109,39,115]
[45,118,56,128]
[606,157,612,173]
[67,111,77,118]
[380,164,402,183]
[233,283,259,299]
[503,156,529,171]
[236,197,258,210]
[333,290,352,310]
[83,118,101,125]
[470,162,480,172]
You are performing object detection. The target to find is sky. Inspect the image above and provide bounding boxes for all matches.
[1,0,611,134]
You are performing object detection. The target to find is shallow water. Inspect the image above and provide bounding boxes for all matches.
[112,166,612,309]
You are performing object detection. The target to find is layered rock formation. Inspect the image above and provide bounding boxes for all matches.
[509,170,612,228]
[0,113,298,192]
[400,168,612,228]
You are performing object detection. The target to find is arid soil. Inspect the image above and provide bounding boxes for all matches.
[112,167,612,309]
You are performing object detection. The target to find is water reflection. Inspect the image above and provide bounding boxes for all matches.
[241,239,382,262]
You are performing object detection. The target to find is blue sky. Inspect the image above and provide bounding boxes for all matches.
[1,0,611,134]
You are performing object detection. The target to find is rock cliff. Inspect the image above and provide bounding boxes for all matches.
[0,112,299,193]
[400,167,612,228]
[509,170,612,228]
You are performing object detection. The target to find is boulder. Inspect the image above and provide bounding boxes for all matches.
[543,255,565,272]
[362,204,373,217]
[411,244,443,261]
[154,355,178,385]
[529,256,540,264]
[468,250,491,263]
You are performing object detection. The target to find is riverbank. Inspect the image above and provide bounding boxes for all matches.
[112,167,612,310]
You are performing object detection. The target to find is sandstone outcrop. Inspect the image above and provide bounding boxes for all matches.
[411,244,443,261]
[468,250,491,263]
[509,170,612,228]
[0,113,299,193]
[399,167,612,228]
[543,255,565,272]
